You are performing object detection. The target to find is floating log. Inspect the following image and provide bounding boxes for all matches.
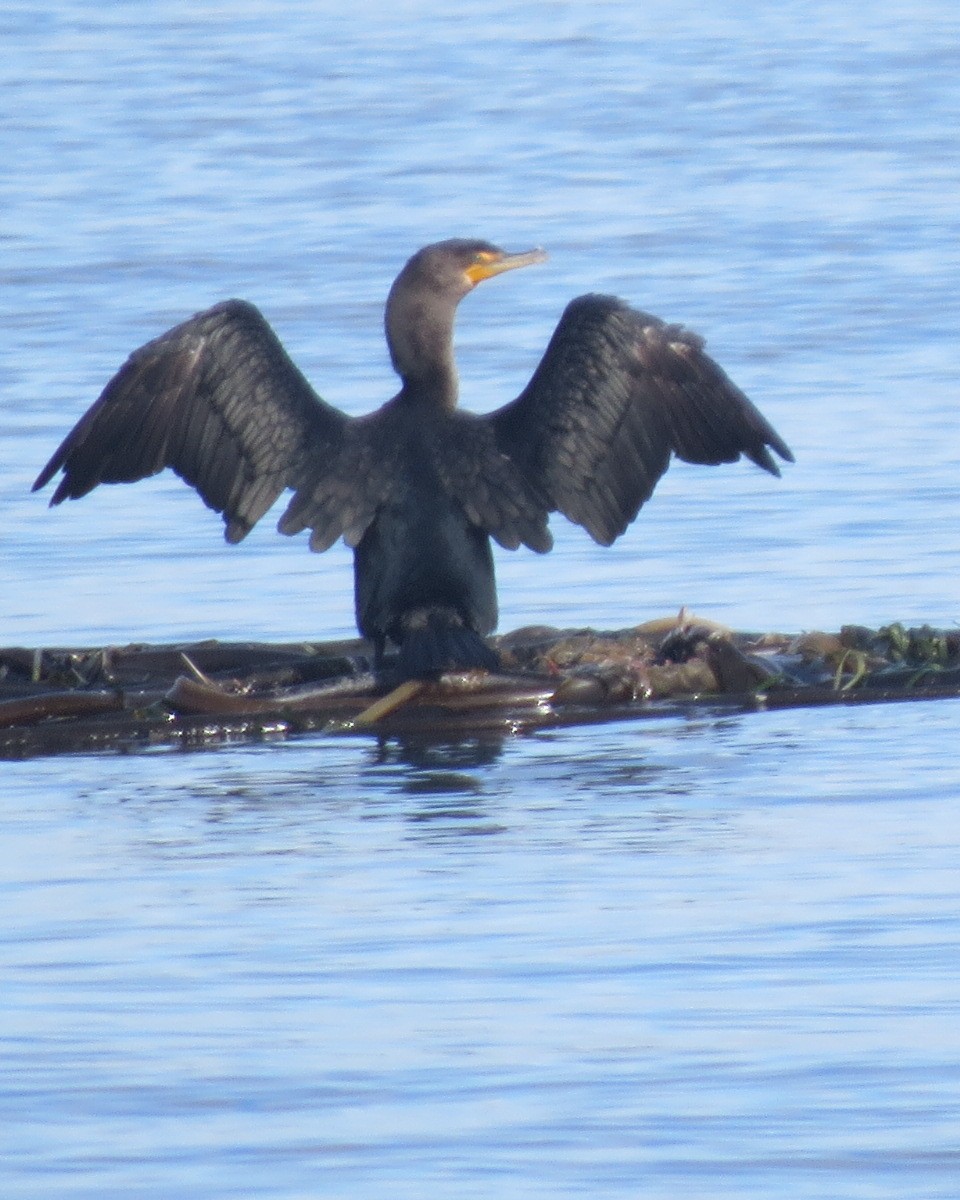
[2,615,959,758]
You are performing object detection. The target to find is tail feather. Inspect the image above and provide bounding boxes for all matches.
[394,609,499,679]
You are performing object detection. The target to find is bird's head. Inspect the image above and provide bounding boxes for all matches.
[385,239,547,399]
[393,239,547,304]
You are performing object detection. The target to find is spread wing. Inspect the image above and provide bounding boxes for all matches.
[430,412,554,553]
[489,294,793,546]
[275,413,396,553]
[33,300,348,543]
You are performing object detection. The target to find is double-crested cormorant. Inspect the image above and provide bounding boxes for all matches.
[33,239,793,677]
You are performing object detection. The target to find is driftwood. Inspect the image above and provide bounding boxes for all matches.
[2,613,959,758]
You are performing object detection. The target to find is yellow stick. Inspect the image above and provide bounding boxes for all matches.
[352,679,425,726]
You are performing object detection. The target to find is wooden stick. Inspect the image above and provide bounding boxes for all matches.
[351,679,425,726]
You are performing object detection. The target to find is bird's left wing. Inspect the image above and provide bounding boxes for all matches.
[489,294,793,546]
[33,300,348,543]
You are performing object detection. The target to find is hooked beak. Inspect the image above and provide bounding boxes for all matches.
[464,247,548,286]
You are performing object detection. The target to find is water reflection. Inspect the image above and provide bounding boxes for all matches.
[371,734,508,774]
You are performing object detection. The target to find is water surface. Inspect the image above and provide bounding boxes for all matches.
[2,2,960,1196]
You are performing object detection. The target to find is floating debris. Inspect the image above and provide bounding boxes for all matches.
[2,612,959,758]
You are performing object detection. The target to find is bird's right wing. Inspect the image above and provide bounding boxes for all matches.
[33,300,348,543]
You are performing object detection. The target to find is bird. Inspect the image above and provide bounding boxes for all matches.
[33,238,793,678]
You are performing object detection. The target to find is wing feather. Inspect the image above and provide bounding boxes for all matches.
[490,294,792,545]
[431,413,553,553]
[33,300,348,543]
[277,414,389,551]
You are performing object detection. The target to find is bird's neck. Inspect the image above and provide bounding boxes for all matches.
[396,364,458,410]
[385,291,460,410]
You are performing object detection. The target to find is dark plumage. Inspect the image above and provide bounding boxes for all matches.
[33,238,793,677]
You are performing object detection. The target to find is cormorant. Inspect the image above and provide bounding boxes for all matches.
[33,239,793,677]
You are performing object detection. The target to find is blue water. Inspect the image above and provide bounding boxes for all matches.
[3,1,960,1196]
